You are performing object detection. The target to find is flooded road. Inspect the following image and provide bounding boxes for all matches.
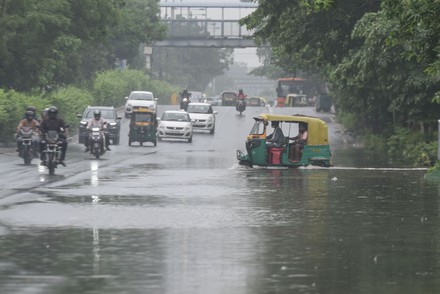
[0,105,438,294]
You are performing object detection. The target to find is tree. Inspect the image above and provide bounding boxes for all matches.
[0,0,165,91]
[151,16,233,91]
[110,0,166,66]
[241,0,380,77]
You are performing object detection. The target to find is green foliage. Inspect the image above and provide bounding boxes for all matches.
[46,86,94,128]
[386,127,437,167]
[111,0,166,63]
[0,0,164,91]
[92,69,179,106]
[152,16,233,91]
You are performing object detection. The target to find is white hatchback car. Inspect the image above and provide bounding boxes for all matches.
[157,110,193,143]
[125,91,157,118]
[186,102,217,134]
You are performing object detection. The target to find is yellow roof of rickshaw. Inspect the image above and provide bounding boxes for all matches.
[254,113,329,145]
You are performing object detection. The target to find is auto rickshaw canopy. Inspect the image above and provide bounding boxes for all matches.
[130,107,157,126]
[254,113,329,145]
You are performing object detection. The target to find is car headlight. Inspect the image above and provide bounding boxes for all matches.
[126,103,132,108]
[185,125,191,131]
[206,117,213,122]
[80,121,87,126]
[158,124,165,129]
[109,122,117,126]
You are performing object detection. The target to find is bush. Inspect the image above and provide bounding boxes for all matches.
[46,86,94,130]
[387,127,437,166]
[92,69,179,107]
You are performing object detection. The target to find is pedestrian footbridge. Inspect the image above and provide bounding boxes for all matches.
[157,1,259,48]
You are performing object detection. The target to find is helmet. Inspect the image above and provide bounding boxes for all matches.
[48,106,58,118]
[41,107,49,118]
[26,106,36,113]
[94,110,101,118]
[25,110,34,120]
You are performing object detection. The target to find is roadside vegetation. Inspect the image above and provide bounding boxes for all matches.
[0,0,225,144]
[241,0,440,166]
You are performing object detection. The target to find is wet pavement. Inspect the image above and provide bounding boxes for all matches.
[0,105,438,294]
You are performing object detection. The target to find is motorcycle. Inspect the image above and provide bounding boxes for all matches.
[18,127,36,165]
[42,130,64,175]
[88,126,107,159]
[236,99,246,116]
[180,97,190,111]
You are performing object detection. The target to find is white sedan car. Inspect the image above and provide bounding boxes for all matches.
[157,110,193,142]
[186,102,217,134]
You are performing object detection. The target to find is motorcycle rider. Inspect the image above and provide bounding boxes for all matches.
[180,89,191,111]
[84,110,111,152]
[16,110,40,156]
[236,89,247,110]
[39,106,68,166]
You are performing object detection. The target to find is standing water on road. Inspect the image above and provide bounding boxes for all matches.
[0,105,438,293]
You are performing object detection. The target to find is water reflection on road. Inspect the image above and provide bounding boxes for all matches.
[0,106,439,293]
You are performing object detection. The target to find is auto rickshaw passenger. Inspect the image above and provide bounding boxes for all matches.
[289,123,308,161]
[266,121,285,148]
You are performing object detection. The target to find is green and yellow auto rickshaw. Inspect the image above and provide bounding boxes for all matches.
[236,114,332,168]
[128,107,157,146]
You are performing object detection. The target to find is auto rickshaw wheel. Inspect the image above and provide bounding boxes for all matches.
[128,138,132,146]
[140,141,143,146]
[154,140,157,146]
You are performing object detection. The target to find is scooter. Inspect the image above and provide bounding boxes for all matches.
[88,126,107,159]
[236,99,246,116]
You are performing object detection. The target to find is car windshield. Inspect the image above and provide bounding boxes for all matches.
[130,92,153,100]
[85,109,115,119]
[187,105,212,114]
[162,112,190,122]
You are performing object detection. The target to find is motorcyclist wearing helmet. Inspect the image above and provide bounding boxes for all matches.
[180,89,191,100]
[84,110,111,152]
[16,110,40,156]
[180,89,191,111]
[39,106,68,166]
[26,105,37,117]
